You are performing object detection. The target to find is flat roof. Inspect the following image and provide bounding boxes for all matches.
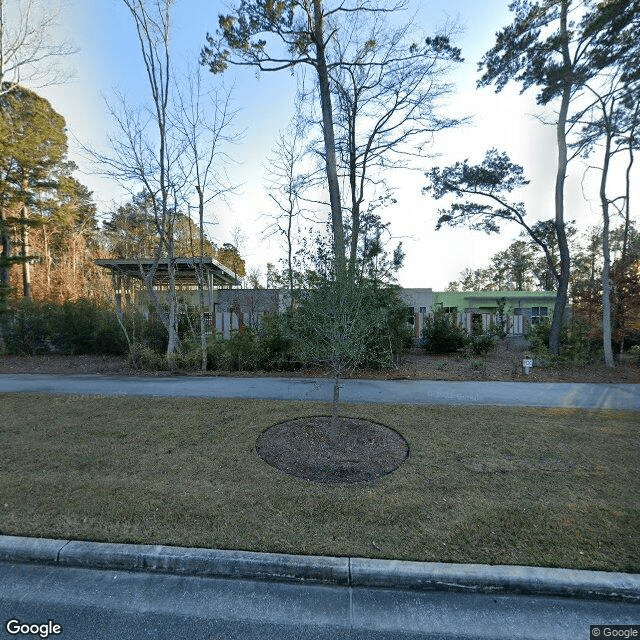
[95,257,240,287]
[463,292,556,301]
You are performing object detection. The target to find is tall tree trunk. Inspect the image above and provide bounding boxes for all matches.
[0,206,11,304]
[142,242,174,359]
[621,121,635,268]
[0,0,5,86]
[124,0,179,364]
[600,122,614,367]
[549,0,571,356]
[331,372,341,433]
[347,99,360,279]
[312,0,346,277]
[617,109,636,354]
[20,203,30,298]
[42,226,51,297]
[166,234,179,370]
[111,271,132,350]
[197,188,207,372]
[287,193,295,308]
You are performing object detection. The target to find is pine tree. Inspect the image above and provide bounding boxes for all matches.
[0,83,67,301]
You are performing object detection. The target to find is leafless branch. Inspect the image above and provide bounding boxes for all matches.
[0,0,77,95]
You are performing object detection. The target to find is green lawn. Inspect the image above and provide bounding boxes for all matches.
[1,393,638,572]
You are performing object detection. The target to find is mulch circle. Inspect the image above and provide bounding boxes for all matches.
[256,416,409,484]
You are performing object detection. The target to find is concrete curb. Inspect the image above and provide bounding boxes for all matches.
[1,535,639,602]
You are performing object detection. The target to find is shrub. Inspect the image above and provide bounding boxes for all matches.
[127,342,167,370]
[1,299,50,354]
[51,300,100,354]
[257,312,299,371]
[205,329,264,372]
[1,299,128,356]
[621,330,640,351]
[469,332,496,356]
[94,321,129,356]
[225,329,264,371]
[489,321,507,339]
[361,285,414,369]
[561,318,597,363]
[421,311,468,354]
[52,300,127,355]
[527,317,552,353]
[124,311,168,354]
[630,345,640,365]
[206,334,228,370]
[528,316,598,365]
[172,340,202,370]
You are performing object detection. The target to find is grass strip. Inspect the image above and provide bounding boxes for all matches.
[1,393,638,572]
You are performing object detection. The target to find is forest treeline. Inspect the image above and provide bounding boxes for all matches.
[1,0,639,372]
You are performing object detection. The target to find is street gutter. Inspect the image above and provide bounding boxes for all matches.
[1,535,639,602]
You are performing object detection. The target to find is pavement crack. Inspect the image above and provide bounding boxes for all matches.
[57,540,71,563]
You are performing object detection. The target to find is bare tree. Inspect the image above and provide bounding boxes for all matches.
[173,64,239,370]
[263,119,310,305]
[324,12,463,278]
[575,74,640,367]
[93,0,182,366]
[202,0,412,278]
[0,0,77,95]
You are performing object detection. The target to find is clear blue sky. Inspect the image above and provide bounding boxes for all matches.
[38,0,619,288]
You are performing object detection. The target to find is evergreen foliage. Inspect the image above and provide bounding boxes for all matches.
[420,310,468,354]
[1,298,127,356]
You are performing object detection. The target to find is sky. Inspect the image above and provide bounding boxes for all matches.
[32,0,631,290]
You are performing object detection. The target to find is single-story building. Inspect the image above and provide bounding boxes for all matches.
[94,261,560,338]
[400,288,558,337]
[433,290,556,321]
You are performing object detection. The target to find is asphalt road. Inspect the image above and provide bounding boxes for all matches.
[1,373,639,409]
[2,562,639,640]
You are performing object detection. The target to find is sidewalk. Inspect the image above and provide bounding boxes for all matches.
[1,373,639,409]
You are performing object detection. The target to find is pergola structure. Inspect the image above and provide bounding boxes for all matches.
[95,257,239,289]
[95,257,240,313]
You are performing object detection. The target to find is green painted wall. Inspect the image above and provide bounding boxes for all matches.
[432,290,556,315]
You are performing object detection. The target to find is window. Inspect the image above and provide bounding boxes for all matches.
[531,307,548,324]
[442,306,457,315]
[203,312,213,335]
[407,307,415,325]
[419,306,427,314]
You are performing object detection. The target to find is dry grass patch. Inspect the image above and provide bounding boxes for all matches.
[1,394,638,572]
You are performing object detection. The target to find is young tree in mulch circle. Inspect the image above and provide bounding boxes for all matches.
[294,275,387,433]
